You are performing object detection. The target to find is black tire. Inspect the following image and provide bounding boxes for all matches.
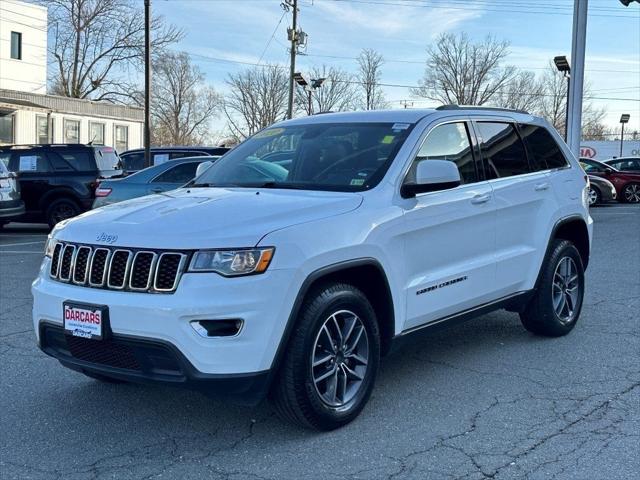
[520,239,585,337]
[588,185,601,206]
[271,283,380,430]
[81,371,127,384]
[621,183,640,203]
[46,198,81,228]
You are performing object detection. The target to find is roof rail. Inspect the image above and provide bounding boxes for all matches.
[436,105,530,115]
[0,143,92,148]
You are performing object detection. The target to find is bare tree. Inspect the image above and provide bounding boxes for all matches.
[491,71,545,112]
[357,49,387,110]
[412,33,516,105]
[224,65,289,139]
[44,0,181,102]
[295,65,357,114]
[149,52,220,146]
[535,62,607,139]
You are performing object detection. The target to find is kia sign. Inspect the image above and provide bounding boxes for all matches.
[579,140,640,160]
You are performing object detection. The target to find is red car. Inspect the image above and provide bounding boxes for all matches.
[580,158,640,203]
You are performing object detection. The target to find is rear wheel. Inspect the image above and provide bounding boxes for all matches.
[46,198,81,228]
[520,239,585,337]
[271,283,380,430]
[622,183,640,203]
[587,185,601,206]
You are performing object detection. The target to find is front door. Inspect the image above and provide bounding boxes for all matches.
[401,121,497,331]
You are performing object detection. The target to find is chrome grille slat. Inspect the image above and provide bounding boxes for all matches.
[49,243,186,293]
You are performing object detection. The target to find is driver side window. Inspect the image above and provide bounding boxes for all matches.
[408,122,477,184]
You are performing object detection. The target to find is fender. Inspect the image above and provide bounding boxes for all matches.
[265,257,395,386]
[39,187,84,212]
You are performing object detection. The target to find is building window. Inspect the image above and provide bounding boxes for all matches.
[11,32,22,60]
[0,114,14,144]
[36,116,49,144]
[64,119,80,143]
[89,122,105,145]
[114,125,128,152]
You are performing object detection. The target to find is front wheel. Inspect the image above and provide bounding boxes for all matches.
[520,239,585,337]
[622,183,640,203]
[271,283,380,430]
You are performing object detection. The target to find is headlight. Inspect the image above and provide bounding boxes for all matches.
[188,247,274,276]
[44,236,57,257]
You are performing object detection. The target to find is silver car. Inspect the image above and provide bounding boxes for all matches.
[93,156,218,209]
[0,159,25,228]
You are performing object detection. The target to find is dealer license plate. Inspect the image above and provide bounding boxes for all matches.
[63,302,107,340]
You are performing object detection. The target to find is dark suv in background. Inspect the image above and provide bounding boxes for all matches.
[119,146,230,173]
[0,144,122,228]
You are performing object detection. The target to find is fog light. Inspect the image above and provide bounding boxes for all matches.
[191,319,243,337]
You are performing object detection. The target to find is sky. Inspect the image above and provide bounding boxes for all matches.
[157,0,640,134]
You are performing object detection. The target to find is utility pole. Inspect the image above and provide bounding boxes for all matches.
[144,0,152,168]
[286,0,298,120]
[566,0,588,157]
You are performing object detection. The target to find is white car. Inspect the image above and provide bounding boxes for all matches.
[33,107,592,430]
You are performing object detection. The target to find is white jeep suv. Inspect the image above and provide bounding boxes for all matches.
[33,106,592,430]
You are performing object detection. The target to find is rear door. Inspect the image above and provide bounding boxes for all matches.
[401,120,497,330]
[8,150,53,214]
[474,120,557,295]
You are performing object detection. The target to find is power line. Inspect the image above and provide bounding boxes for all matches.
[257,9,289,64]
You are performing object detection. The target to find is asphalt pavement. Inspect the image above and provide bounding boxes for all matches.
[1,205,638,480]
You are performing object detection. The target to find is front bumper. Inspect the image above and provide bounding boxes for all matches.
[33,259,301,380]
[38,322,270,405]
[0,199,25,219]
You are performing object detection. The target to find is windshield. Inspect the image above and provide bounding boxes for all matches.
[192,122,414,192]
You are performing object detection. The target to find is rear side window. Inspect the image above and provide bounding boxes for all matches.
[476,122,529,179]
[48,150,94,171]
[412,122,477,184]
[519,124,568,170]
[122,152,144,171]
[152,162,199,184]
[16,153,50,173]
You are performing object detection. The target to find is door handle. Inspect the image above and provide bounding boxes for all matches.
[471,193,491,204]
[534,182,550,191]
[150,188,164,193]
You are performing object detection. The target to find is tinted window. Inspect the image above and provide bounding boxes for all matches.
[122,152,144,171]
[612,159,640,171]
[17,153,50,173]
[519,124,568,170]
[48,150,94,171]
[410,122,477,184]
[153,162,199,184]
[476,122,529,179]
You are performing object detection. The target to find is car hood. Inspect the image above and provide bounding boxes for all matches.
[55,187,363,249]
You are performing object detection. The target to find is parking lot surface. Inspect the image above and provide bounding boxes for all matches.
[1,205,639,480]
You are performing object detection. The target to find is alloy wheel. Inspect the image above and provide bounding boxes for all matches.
[311,310,369,408]
[52,204,76,224]
[552,257,580,324]
[623,184,640,203]
[588,188,598,206]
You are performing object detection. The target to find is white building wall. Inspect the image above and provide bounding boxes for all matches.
[0,0,47,94]
[580,140,640,160]
[12,109,143,152]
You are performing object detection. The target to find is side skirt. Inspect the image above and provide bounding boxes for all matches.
[391,290,534,349]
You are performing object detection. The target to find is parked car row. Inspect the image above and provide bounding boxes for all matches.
[580,158,640,204]
[0,144,228,229]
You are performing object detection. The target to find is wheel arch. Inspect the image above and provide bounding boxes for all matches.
[39,188,83,213]
[548,215,590,271]
[268,258,396,385]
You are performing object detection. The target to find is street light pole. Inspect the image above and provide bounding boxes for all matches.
[619,114,630,157]
[553,56,571,142]
[144,0,151,168]
[566,0,588,157]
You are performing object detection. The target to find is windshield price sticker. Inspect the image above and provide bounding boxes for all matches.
[391,123,411,131]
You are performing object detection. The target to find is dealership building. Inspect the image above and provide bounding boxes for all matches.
[0,0,143,150]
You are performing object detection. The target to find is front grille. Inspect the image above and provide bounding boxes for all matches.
[65,334,142,371]
[49,242,188,294]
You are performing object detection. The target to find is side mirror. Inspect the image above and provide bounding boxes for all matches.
[195,161,213,178]
[401,159,461,198]
[604,167,613,174]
